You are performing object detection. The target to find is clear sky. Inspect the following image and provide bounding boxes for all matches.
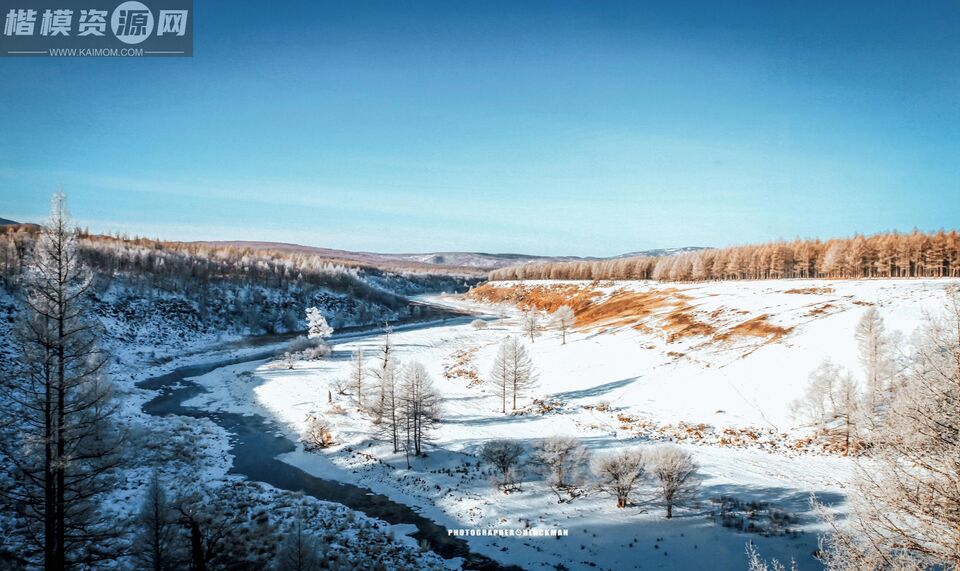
[1,0,958,256]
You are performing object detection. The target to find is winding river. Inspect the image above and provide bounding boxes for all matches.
[138,307,518,571]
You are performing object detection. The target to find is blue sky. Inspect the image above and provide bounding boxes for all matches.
[1,0,958,256]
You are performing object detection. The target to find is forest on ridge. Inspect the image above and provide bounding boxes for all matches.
[489,230,960,282]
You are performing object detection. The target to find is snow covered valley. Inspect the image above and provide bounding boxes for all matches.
[175,278,957,571]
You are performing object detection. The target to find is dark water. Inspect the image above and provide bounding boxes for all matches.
[139,313,520,571]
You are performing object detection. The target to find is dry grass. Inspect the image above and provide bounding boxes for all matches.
[783,287,835,295]
[471,283,796,346]
[714,314,793,343]
[806,303,835,317]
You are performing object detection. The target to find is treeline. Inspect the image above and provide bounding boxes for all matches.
[489,230,960,282]
[0,225,476,334]
[0,226,473,301]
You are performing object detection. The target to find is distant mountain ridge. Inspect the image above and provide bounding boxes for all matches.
[192,241,710,272]
[0,217,40,229]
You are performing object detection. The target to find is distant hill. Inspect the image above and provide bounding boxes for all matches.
[0,218,40,229]
[192,241,710,272]
[613,246,710,259]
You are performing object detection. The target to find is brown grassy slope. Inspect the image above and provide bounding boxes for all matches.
[469,282,795,346]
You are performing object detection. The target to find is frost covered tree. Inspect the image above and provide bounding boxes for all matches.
[489,337,537,412]
[399,362,441,467]
[480,440,524,493]
[854,307,896,425]
[490,338,513,414]
[551,306,575,345]
[0,193,122,568]
[593,449,647,508]
[745,542,798,571]
[350,348,366,412]
[530,436,588,502]
[133,472,178,571]
[817,287,960,570]
[305,307,334,340]
[371,326,394,425]
[792,360,862,455]
[645,445,699,518]
[521,309,541,342]
[371,357,401,453]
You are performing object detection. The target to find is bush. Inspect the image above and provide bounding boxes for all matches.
[471,319,488,330]
[304,414,335,449]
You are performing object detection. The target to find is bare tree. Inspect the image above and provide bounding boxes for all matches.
[855,307,896,425]
[521,310,541,343]
[792,360,862,454]
[551,306,575,345]
[480,440,525,493]
[507,338,537,411]
[645,445,699,518]
[274,504,323,571]
[490,337,538,412]
[818,287,960,570]
[529,436,588,502]
[0,193,122,568]
[350,348,366,412]
[593,449,647,508]
[133,472,178,571]
[490,338,512,414]
[371,326,393,424]
[399,362,441,468]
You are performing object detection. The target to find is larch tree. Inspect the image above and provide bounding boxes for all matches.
[817,287,960,570]
[854,307,896,426]
[274,504,323,571]
[792,360,862,455]
[490,337,537,412]
[0,193,122,568]
[133,471,178,571]
[521,309,541,343]
[551,306,575,345]
[490,338,513,414]
[350,348,366,412]
[370,326,393,425]
[398,362,441,467]
[507,338,538,411]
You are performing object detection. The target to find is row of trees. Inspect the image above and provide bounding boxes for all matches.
[0,223,475,336]
[480,438,700,517]
[341,331,443,468]
[817,288,960,570]
[490,230,960,282]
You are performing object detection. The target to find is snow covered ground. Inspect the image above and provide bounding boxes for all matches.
[183,279,955,570]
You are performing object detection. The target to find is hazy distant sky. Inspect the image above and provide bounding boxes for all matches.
[1,0,958,256]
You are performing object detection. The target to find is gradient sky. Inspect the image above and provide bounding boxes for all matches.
[1,0,958,256]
